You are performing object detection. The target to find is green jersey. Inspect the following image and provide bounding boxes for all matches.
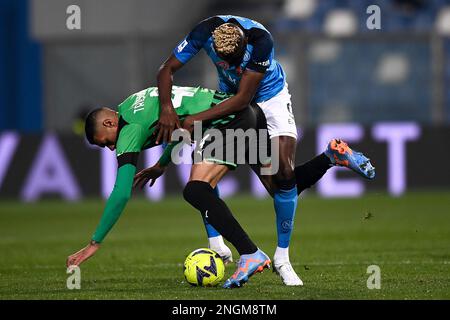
[116,86,232,157]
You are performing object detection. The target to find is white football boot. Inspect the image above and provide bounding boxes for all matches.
[273,247,303,286]
[274,261,303,286]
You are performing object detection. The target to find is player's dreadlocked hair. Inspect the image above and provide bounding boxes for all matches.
[84,108,104,145]
[212,23,244,57]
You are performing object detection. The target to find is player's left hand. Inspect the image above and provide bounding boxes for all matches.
[66,241,100,267]
[133,163,166,189]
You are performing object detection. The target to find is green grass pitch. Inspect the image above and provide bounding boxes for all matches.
[0,192,449,299]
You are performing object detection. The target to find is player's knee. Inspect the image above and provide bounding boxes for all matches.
[276,166,295,183]
[274,165,296,190]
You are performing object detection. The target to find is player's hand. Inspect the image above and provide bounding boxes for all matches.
[66,241,100,267]
[156,105,180,144]
[133,163,166,189]
[181,116,195,135]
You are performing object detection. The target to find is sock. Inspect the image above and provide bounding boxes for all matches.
[184,181,257,255]
[202,187,221,238]
[203,218,221,238]
[274,246,290,264]
[274,178,298,249]
[208,235,226,251]
[295,153,332,195]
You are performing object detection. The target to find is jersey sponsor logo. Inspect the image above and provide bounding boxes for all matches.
[222,71,237,85]
[255,59,270,67]
[177,39,188,53]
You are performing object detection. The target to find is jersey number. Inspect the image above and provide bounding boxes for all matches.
[149,87,196,108]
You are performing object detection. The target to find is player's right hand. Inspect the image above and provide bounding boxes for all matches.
[133,163,166,189]
[66,241,100,267]
[155,105,180,144]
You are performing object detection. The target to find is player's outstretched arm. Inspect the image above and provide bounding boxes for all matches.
[182,70,264,132]
[66,240,100,267]
[66,164,136,267]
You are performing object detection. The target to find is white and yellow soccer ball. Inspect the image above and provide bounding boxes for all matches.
[183,248,225,287]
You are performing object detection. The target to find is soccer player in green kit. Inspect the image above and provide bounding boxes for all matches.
[66,85,275,288]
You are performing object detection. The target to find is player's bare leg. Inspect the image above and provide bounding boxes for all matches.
[188,162,229,188]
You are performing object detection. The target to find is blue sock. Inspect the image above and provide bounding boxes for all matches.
[202,187,221,238]
[274,186,298,248]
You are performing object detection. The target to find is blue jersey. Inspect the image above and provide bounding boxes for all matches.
[173,15,286,103]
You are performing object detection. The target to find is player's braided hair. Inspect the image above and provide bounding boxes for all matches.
[212,23,243,56]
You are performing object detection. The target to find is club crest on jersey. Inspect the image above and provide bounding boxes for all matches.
[236,66,244,76]
[216,61,229,70]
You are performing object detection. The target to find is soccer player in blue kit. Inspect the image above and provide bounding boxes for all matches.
[153,15,375,286]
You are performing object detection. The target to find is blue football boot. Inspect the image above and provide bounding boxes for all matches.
[325,139,376,180]
[223,249,271,289]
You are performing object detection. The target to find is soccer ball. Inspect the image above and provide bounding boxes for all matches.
[183,248,225,287]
